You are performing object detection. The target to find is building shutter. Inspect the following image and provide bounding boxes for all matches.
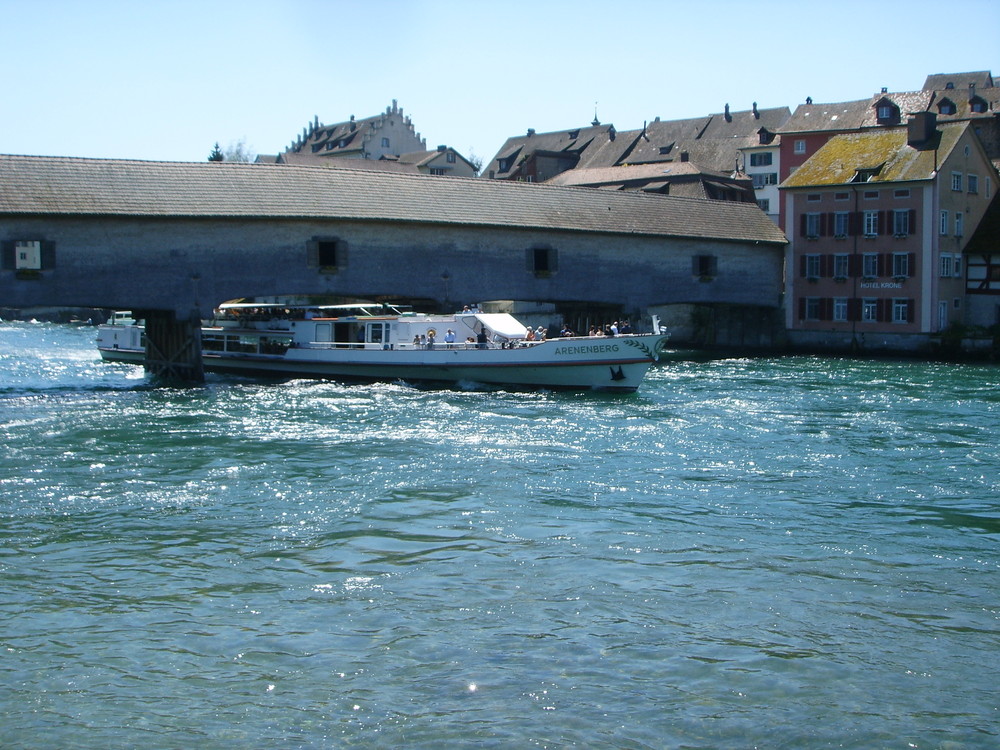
[908,253,916,277]
[41,241,56,270]
[306,239,319,267]
[0,241,14,270]
[848,254,861,278]
[820,254,832,278]
[908,209,917,231]
[798,296,806,320]
[848,298,860,321]
[849,212,861,236]
[799,214,807,238]
[906,299,914,322]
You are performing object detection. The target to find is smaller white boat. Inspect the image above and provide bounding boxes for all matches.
[96,302,669,392]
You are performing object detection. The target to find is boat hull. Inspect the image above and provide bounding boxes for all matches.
[98,335,668,392]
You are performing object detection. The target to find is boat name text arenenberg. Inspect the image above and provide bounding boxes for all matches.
[553,343,620,356]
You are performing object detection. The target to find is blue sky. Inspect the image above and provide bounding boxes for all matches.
[3,0,998,167]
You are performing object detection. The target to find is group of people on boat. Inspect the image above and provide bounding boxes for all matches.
[559,320,633,338]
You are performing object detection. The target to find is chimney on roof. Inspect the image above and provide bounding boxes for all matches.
[437,145,446,152]
[969,83,976,100]
[806,96,813,105]
[724,103,731,122]
[527,128,535,137]
[881,87,888,94]
[907,111,938,148]
[681,151,689,162]
[752,101,759,119]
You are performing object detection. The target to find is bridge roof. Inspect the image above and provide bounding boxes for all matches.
[0,154,786,246]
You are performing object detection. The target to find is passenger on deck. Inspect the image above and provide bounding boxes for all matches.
[444,329,456,348]
[560,324,574,337]
[427,331,436,349]
[476,327,488,349]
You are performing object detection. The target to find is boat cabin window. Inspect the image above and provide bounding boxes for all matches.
[368,322,389,344]
[315,323,332,342]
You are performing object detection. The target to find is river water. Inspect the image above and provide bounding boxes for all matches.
[1,322,998,749]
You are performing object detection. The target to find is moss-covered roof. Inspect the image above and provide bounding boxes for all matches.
[781,121,969,188]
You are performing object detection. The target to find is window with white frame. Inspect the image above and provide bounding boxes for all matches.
[834,254,849,278]
[833,298,848,321]
[940,253,954,277]
[894,189,910,198]
[940,210,949,235]
[750,152,773,166]
[863,253,879,278]
[892,298,909,323]
[752,173,778,188]
[834,212,850,236]
[805,297,821,320]
[862,298,877,322]
[955,213,964,237]
[381,137,390,147]
[794,140,806,154]
[757,198,770,212]
[968,174,978,194]
[893,210,910,236]
[864,210,879,236]
[954,255,962,278]
[446,152,456,163]
[892,253,910,277]
[952,172,963,191]
[805,254,821,278]
[805,213,821,237]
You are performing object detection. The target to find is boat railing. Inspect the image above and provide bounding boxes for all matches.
[297,339,546,351]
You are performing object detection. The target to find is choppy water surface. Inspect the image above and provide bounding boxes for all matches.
[2,323,998,748]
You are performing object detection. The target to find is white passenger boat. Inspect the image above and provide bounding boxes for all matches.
[96,302,670,392]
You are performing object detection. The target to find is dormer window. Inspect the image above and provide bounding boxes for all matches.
[938,98,957,115]
[970,97,988,114]
[876,100,900,124]
[852,165,883,183]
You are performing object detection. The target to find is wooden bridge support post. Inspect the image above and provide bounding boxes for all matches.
[142,309,205,382]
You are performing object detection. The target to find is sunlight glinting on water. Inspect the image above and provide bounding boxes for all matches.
[1,323,999,748]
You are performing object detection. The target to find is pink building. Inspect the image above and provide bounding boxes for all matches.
[780,114,997,352]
